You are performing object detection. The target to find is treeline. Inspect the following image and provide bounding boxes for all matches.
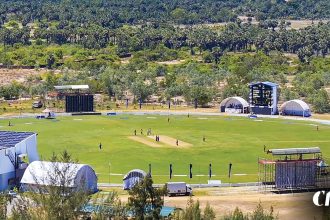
[0,21,329,63]
[1,53,330,113]
[0,0,330,27]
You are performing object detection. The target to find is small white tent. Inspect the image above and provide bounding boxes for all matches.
[280,99,311,117]
[20,161,98,193]
[123,169,146,190]
[220,97,249,113]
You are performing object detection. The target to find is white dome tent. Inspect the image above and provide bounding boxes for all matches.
[280,99,311,117]
[123,169,146,190]
[220,97,249,113]
[20,161,98,193]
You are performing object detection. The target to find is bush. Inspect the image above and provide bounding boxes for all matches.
[221,203,277,220]
[202,51,213,63]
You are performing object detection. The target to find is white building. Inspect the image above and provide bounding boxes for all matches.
[0,131,39,191]
[280,99,311,117]
[220,97,249,113]
[21,161,98,193]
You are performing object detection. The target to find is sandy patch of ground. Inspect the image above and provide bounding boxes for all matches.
[120,57,131,64]
[288,19,326,29]
[128,136,162,147]
[163,193,320,220]
[147,135,192,147]
[0,68,46,85]
[156,60,186,65]
[117,187,321,220]
[312,114,330,120]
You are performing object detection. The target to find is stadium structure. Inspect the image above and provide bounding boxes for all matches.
[258,147,330,192]
[220,83,313,117]
[54,85,94,113]
[249,82,278,115]
[0,131,39,191]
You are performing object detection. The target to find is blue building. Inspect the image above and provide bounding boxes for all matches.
[0,131,39,191]
[249,82,278,115]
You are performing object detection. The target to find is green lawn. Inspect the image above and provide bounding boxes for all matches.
[1,115,330,184]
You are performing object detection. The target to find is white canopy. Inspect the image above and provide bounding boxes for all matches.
[280,99,311,117]
[280,99,310,111]
[21,161,97,192]
[123,169,146,180]
[220,96,249,108]
[123,169,146,190]
[54,85,89,90]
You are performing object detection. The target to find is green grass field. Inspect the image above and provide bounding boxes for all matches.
[1,115,330,184]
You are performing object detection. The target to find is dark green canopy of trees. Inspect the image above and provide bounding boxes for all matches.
[0,0,329,28]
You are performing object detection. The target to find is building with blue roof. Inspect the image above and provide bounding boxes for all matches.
[249,81,278,115]
[0,131,39,191]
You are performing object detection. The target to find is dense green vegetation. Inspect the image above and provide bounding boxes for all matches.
[1,52,330,113]
[1,21,330,59]
[4,115,330,183]
[0,0,329,27]
[0,1,329,113]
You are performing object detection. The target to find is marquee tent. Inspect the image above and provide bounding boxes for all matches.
[280,99,311,117]
[123,169,146,190]
[220,96,249,113]
[20,161,97,193]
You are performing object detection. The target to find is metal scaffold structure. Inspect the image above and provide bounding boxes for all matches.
[258,147,330,192]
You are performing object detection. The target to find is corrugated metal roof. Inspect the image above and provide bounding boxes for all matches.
[269,147,321,156]
[250,81,278,87]
[54,85,89,90]
[0,131,35,150]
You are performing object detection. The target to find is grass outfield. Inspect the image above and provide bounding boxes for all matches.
[1,115,330,184]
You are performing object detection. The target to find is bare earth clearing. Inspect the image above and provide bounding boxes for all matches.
[0,68,44,85]
[163,193,320,220]
[115,187,322,220]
